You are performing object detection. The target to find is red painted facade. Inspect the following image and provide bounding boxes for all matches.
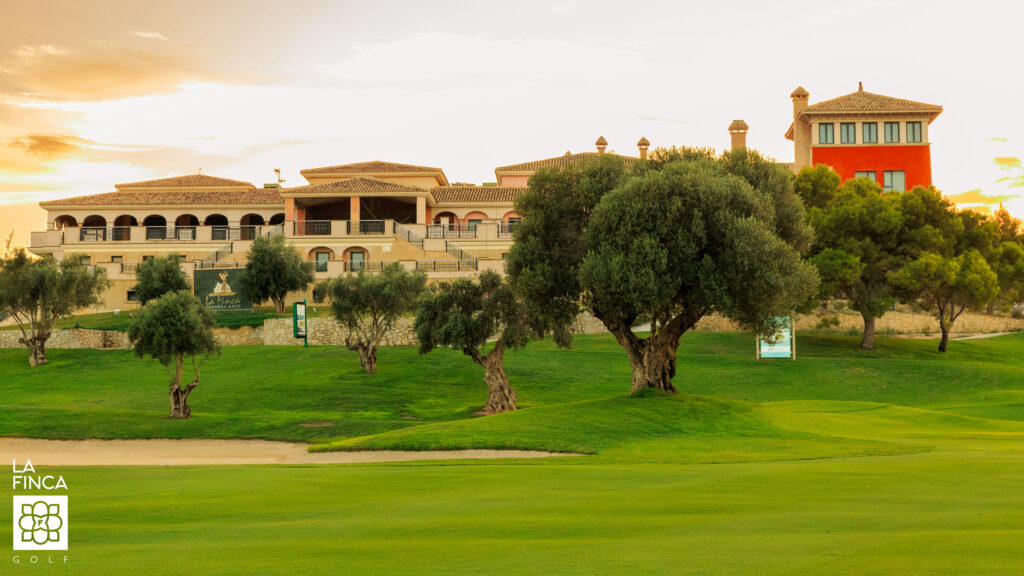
[811,145,932,189]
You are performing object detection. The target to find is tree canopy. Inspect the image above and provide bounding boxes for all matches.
[0,251,109,366]
[510,149,818,393]
[133,253,190,305]
[128,290,219,418]
[241,235,314,313]
[415,270,529,413]
[330,262,426,373]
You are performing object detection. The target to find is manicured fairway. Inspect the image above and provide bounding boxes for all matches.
[2,331,1023,574]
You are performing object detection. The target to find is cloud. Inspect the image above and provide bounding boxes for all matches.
[0,40,245,101]
[8,134,94,160]
[988,136,1008,142]
[946,189,1016,205]
[994,156,1021,169]
[132,31,169,41]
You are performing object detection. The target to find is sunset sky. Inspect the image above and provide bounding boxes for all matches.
[1,0,1022,246]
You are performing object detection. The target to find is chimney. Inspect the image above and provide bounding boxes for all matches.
[595,136,607,154]
[637,137,650,160]
[728,120,749,151]
[790,86,812,171]
[790,86,809,120]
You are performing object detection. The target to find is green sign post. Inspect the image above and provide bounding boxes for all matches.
[757,316,795,360]
[293,299,308,347]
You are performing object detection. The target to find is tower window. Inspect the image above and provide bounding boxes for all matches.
[885,122,900,143]
[907,122,922,143]
[883,171,906,192]
[863,123,878,144]
[854,171,877,182]
[818,123,834,145]
[840,123,856,144]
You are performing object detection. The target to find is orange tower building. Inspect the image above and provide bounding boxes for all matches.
[786,83,942,191]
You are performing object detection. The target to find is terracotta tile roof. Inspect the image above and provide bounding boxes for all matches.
[495,152,636,173]
[801,89,942,117]
[40,188,284,207]
[115,174,253,189]
[300,160,444,175]
[432,186,525,204]
[280,177,428,196]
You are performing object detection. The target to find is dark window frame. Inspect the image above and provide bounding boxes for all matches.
[818,123,835,145]
[840,123,856,144]
[907,121,922,143]
[863,122,878,144]
[885,122,900,143]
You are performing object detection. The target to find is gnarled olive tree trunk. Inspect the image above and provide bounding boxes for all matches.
[168,360,199,418]
[346,338,378,373]
[471,344,517,414]
[602,313,695,394]
[22,335,48,367]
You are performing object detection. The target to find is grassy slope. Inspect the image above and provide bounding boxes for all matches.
[3,332,1024,574]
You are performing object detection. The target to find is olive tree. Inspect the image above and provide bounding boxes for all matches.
[415,270,528,414]
[133,253,189,305]
[0,251,109,366]
[128,290,220,418]
[330,262,426,373]
[241,234,314,312]
[509,149,817,394]
[580,156,818,392]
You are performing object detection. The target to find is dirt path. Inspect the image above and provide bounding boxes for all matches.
[0,438,579,466]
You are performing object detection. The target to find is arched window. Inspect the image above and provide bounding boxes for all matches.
[309,247,335,272]
[268,213,285,225]
[463,211,488,234]
[205,214,229,240]
[343,247,368,272]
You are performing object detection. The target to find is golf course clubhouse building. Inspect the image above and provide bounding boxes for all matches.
[29,147,639,310]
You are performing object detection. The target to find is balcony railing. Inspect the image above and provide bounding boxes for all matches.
[347,220,386,235]
[415,259,478,272]
[344,260,394,273]
[497,222,519,238]
[293,221,331,236]
[212,226,260,241]
[120,262,138,275]
[315,261,329,272]
[80,227,133,241]
[426,224,478,239]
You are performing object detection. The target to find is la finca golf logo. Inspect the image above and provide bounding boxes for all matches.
[14,497,66,550]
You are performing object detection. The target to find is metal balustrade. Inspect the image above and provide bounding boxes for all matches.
[497,222,519,238]
[343,260,395,273]
[415,259,478,272]
[293,221,331,236]
[393,222,425,248]
[347,220,386,235]
[426,224,477,239]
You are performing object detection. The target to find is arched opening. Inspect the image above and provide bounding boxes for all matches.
[343,246,368,272]
[240,213,265,240]
[464,211,488,235]
[81,215,107,241]
[268,213,285,225]
[500,211,522,237]
[205,214,229,240]
[52,215,77,230]
[143,215,167,240]
[113,215,137,241]
[428,211,460,238]
[175,214,199,240]
[308,247,335,272]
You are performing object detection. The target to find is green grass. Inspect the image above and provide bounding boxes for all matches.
[3,332,1024,574]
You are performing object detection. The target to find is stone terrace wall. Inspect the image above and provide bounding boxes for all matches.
[0,328,130,349]
[2,310,1019,350]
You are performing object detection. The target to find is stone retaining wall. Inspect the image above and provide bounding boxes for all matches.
[1,310,1019,350]
[0,328,130,349]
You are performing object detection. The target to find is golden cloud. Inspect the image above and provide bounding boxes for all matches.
[8,134,94,160]
[946,189,1016,204]
[994,156,1021,168]
[0,41,243,101]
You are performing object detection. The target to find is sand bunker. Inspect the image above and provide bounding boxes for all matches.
[0,437,579,466]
